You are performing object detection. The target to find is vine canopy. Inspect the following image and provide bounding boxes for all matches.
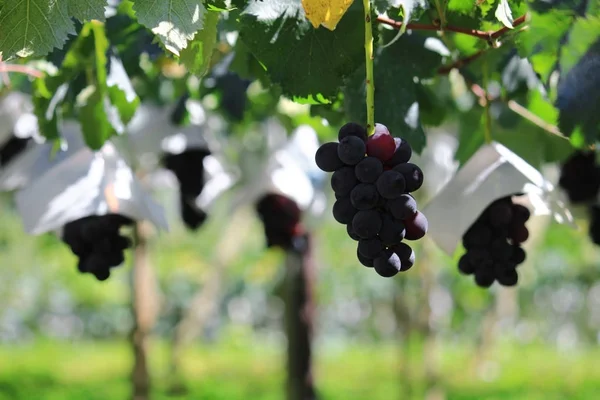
[0,0,597,167]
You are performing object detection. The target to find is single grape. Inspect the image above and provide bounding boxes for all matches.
[509,224,529,244]
[315,142,344,172]
[496,268,518,287]
[366,124,395,161]
[373,250,402,277]
[474,268,495,288]
[337,136,366,165]
[404,211,428,240]
[357,248,374,268]
[458,254,476,275]
[331,166,358,196]
[94,268,111,281]
[355,157,383,183]
[352,210,383,239]
[358,238,384,258]
[510,245,526,264]
[391,242,415,271]
[387,194,417,220]
[106,251,125,267]
[332,197,358,224]
[114,235,133,251]
[385,138,412,166]
[392,163,424,193]
[376,170,406,199]
[511,204,531,224]
[347,224,361,241]
[489,201,513,228]
[350,183,380,210]
[379,215,406,245]
[338,122,368,143]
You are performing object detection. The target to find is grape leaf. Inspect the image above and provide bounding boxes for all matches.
[344,32,444,153]
[301,0,354,30]
[239,2,365,100]
[559,15,600,76]
[0,0,109,59]
[494,0,514,29]
[133,0,207,56]
[107,55,140,126]
[67,0,109,21]
[78,22,113,150]
[179,10,220,77]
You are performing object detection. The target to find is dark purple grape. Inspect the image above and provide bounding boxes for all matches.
[489,201,513,228]
[350,183,380,210]
[346,224,360,241]
[385,137,412,166]
[355,157,383,183]
[373,250,401,277]
[387,194,417,220]
[458,254,475,275]
[497,268,518,286]
[332,197,358,224]
[357,248,374,267]
[376,170,406,199]
[391,242,415,271]
[474,268,495,288]
[331,166,358,196]
[379,214,406,245]
[315,142,344,172]
[404,211,428,240]
[392,163,423,193]
[338,122,368,143]
[358,238,384,258]
[352,210,382,239]
[337,136,366,165]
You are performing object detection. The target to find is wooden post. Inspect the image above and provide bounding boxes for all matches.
[284,234,318,400]
[130,221,160,400]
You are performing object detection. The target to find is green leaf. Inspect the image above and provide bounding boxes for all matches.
[494,0,514,28]
[559,15,600,76]
[67,0,109,21]
[106,55,140,125]
[377,0,428,21]
[0,0,108,59]
[133,0,207,56]
[515,10,574,82]
[179,10,220,77]
[32,79,61,141]
[344,32,443,153]
[447,0,476,15]
[238,2,365,100]
[79,87,113,150]
[77,21,114,150]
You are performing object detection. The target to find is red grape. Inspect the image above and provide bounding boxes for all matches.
[366,124,395,161]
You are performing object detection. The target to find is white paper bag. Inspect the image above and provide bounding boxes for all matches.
[15,139,168,235]
[422,142,574,256]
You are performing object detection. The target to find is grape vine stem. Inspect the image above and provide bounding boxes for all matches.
[376,14,528,41]
[469,81,569,142]
[363,0,375,136]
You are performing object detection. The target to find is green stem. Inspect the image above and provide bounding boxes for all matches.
[363,0,375,136]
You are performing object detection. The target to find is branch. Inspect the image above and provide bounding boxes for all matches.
[0,63,44,79]
[438,49,486,75]
[376,14,528,41]
[468,81,568,141]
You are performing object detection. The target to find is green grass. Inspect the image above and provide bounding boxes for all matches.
[1,340,600,399]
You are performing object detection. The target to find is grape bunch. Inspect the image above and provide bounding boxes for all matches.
[558,150,600,204]
[255,193,307,253]
[559,150,600,246]
[0,133,30,167]
[458,197,530,288]
[315,122,427,277]
[62,214,134,281]
[163,149,211,230]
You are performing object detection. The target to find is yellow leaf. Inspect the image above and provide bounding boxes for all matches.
[302,0,355,31]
